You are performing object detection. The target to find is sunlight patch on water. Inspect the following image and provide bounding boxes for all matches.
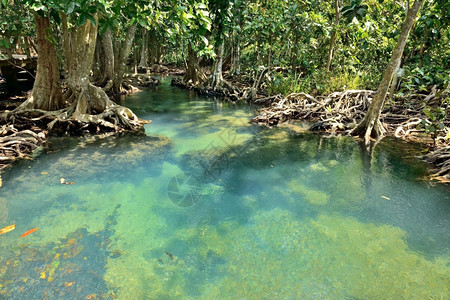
[182,209,449,299]
[0,81,449,299]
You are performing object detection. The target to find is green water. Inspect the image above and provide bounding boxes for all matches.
[0,79,449,299]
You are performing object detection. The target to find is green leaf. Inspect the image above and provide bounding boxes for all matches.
[88,5,97,14]
[76,13,88,26]
[86,14,96,26]
[200,35,208,46]
[66,2,76,15]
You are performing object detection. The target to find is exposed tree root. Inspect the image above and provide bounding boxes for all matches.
[7,104,147,136]
[171,77,258,102]
[424,146,450,183]
[252,90,449,183]
[96,73,160,97]
[122,73,160,91]
[0,85,150,172]
[0,124,47,171]
[252,90,374,131]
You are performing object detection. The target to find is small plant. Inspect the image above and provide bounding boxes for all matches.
[419,105,447,147]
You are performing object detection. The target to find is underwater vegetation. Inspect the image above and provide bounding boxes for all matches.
[0,83,448,299]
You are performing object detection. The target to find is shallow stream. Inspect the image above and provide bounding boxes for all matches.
[0,79,449,299]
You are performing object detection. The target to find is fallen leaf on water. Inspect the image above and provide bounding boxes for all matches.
[0,224,16,235]
[381,196,390,200]
[41,172,48,175]
[20,228,38,238]
[64,282,75,287]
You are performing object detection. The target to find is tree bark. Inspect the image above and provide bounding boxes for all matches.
[18,14,64,110]
[102,28,115,82]
[211,41,224,88]
[351,0,425,145]
[326,0,342,73]
[93,27,115,88]
[11,13,142,133]
[92,34,104,82]
[62,14,109,116]
[184,42,206,84]
[112,25,137,95]
[388,59,402,101]
[231,36,241,75]
[139,29,148,68]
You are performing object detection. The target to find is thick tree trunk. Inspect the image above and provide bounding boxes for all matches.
[139,29,148,68]
[102,28,115,82]
[184,42,206,84]
[18,14,64,111]
[388,59,402,101]
[211,41,224,88]
[63,15,109,116]
[326,0,342,73]
[92,28,115,89]
[10,13,143,133]
[112,25,137,95]
[351,0,425,145]
[231,37,241,75]
[58,14,140,131]
[92,35,104,82]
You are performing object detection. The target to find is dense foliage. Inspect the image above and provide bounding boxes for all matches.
[1,0,448,95]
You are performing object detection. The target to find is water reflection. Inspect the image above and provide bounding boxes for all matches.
[0,79,449,299]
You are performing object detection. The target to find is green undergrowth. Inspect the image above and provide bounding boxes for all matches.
[268,69,379,96]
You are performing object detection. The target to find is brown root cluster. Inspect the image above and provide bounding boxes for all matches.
[5,105,146,136]
[253,90,374,131]
[0,124,47,171]
[171,77,259,102]
[122,73,160,91]
[99,73,160,96]
[252,90,449,182]
[424,146,450,183]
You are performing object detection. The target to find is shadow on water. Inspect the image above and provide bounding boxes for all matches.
[0,79,449,298]
[0,205,121,299]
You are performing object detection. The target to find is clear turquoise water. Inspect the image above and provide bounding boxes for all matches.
[0,79,449,299]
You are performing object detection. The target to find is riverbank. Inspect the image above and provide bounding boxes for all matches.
[170,74,449,183]
[0,70,161,175]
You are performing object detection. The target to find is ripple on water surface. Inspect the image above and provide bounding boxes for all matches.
[0,80,449,299]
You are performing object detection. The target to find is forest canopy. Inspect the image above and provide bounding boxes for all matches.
[0,0,449,175]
